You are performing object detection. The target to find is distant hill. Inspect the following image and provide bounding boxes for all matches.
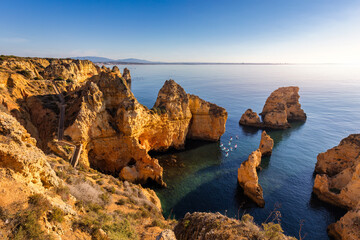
[72,56,115,62]
[72,56,154,63]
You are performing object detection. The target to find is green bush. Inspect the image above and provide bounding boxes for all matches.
[262,222,284,239]
[54,76,64,80]
[48,207,65,223]
[55,185,71,202]
[12,194,52,240]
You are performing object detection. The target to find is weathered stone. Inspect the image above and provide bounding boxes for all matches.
[259,131,274,156]
[240,87,306,129]
[239,109,262,127]
[237,149,264,207]
[313,134,360,239]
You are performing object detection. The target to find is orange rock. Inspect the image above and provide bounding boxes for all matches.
[237,149,265,207]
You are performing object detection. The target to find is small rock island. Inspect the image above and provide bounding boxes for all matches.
[237,131,274,207]
[240,86,306,129]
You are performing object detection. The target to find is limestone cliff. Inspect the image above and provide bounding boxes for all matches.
[240,86,306,129]
[187,94,227,141]
[313,134,360,239]
[64,78,227,185]
[0,108,173,239]
[0,111,59,188]
[237,149,265,207]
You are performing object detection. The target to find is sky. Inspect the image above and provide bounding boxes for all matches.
[1,0,360,63]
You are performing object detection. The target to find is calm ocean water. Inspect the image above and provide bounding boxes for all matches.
[115,64,360,239]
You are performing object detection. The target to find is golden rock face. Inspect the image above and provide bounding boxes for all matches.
[237,149,265,207]
[313,134,360,239]
[64,78,227,186]
[240,86,306,129]
[259,130,274,156]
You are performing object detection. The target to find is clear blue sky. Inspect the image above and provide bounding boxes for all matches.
[1,0,360,63]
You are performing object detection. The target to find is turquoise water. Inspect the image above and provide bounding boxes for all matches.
[116,64,360,239]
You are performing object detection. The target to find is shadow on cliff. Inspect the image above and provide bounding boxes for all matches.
[16,94,60,150]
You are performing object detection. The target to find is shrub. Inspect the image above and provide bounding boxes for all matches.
[12,194,52,240]
[241,214,254,223]
[104,186,116,194]
[16,70,31,78]
[100,193,111,205]
[262,222,284,239]
[55,185,71,202]
[151,219,168,229]
[115,198,127,206]
[48,207,65,223]
[96,179,104,185]
[28,194,50,209]
[54,76,64,80]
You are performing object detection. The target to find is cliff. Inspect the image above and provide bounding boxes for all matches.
[240,86,306,129]
[313,134,360,239]
[0,109,174,240]
[64,78,227,185]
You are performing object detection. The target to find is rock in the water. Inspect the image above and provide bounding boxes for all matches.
[239,108,262,127]
[237,149,265,207]
[259,131,274,156]
[240,86,306,129]
[313,134,360,239]
[313,134,360,209]
[261,86,306,127]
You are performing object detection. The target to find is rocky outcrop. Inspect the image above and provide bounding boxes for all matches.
[0,111,59,188]
[259,131,274,156]
[64,78,227,185]
[187,94,227,141]
[42,59,101,82]
[328,205,360,240]
[174,212,296,240]
[237,149,265,207]
[313,134,360,239]
[239,109,262,127]
[123,67,131,88]
[240,87,306,129]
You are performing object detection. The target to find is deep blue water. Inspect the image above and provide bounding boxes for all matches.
[115,64,360,239]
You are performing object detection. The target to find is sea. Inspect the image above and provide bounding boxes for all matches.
[113,64,360,239]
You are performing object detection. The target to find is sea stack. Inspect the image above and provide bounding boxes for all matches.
[239,86,306,129]
[237,149,265,207]
[259,131,274,156]
[313,134,360,239]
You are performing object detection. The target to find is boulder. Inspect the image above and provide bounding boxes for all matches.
[239,109,262,127]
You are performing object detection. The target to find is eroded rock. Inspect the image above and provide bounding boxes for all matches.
[240,87,306,129]
[259,131,274,156]
[313,134,360,239]
[237,149,264,207]
[64,78,227,185]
